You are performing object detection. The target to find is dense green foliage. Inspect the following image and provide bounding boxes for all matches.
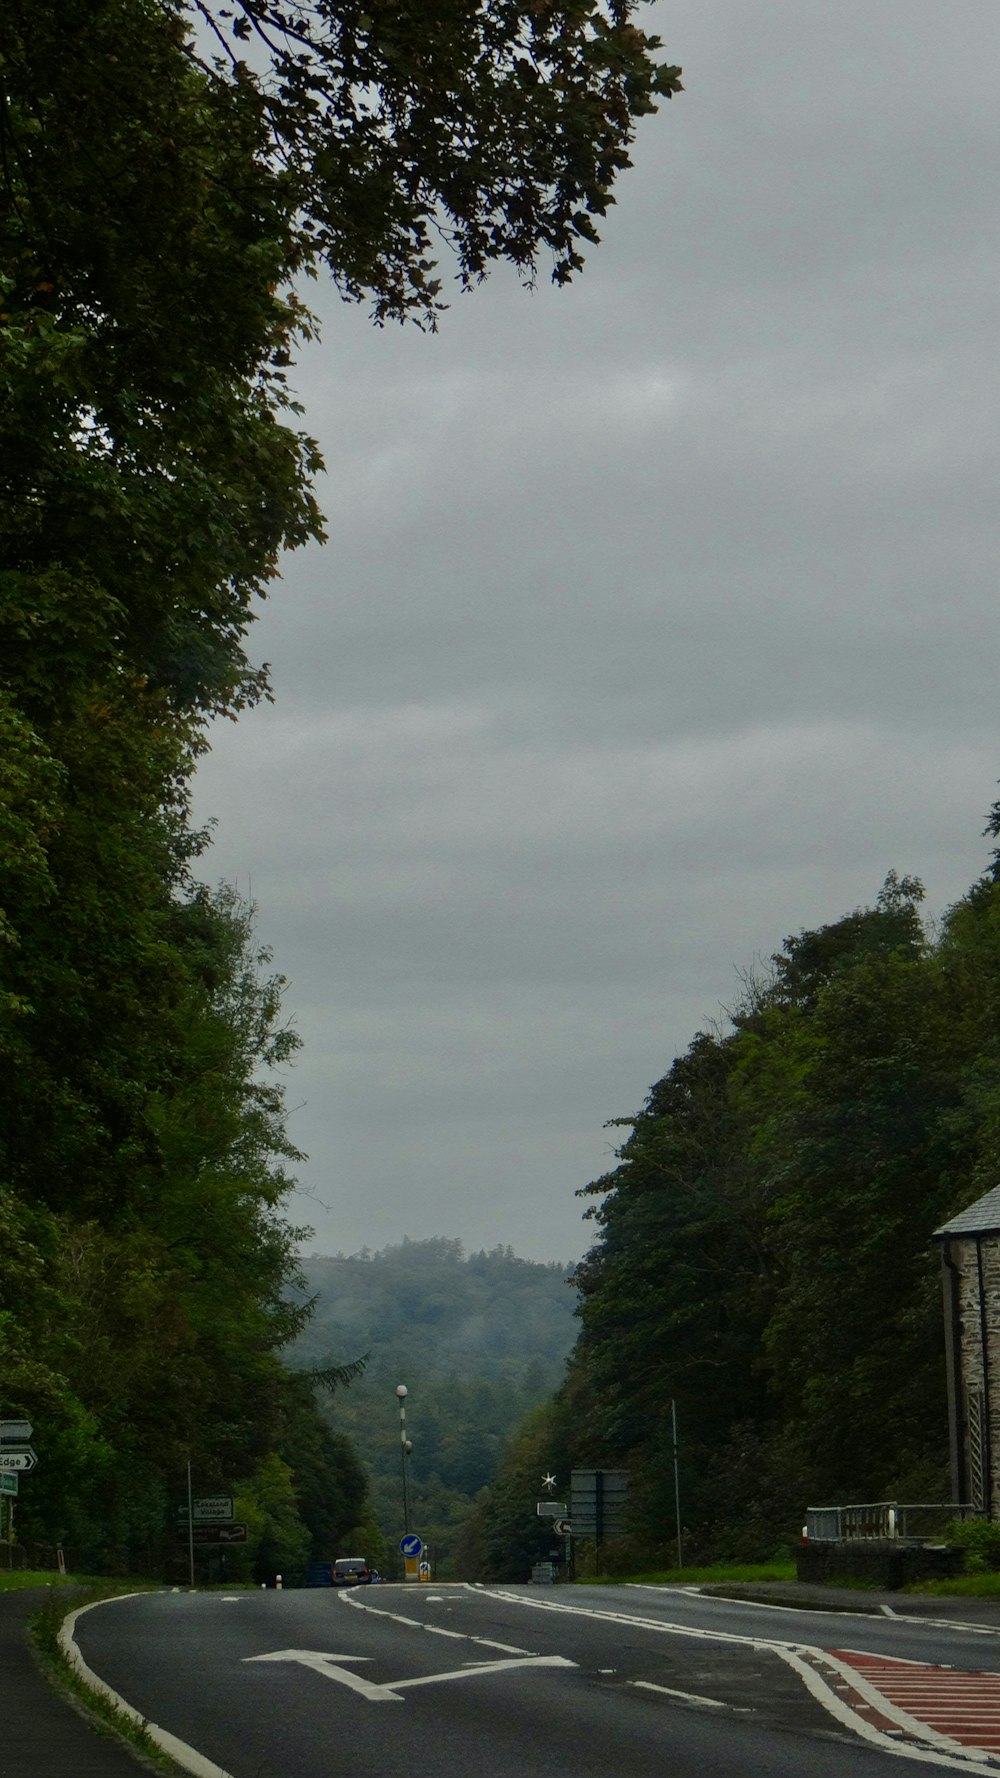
[293,1240,576,1574]
[472,842,1000,1578]
[0,0,674,1573]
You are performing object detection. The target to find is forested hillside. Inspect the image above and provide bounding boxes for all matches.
[293,1241,576,1574]
[473,836,1000,1577]
[0,2,672,1577]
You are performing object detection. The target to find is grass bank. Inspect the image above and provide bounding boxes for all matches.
[585,1562,797,1586]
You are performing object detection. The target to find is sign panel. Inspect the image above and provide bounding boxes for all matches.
[175,1523,247,1545]
[0,1421,32,1443]
[399,1533,423,1557]
[552,1519,572,1535]
[176,1496,235,1523]
[0,1448,37,1473]
[536,1501,567,1517]
[570,1469,629,1536]
[0,1473,18,1497]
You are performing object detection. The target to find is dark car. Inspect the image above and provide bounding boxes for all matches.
[332,1556,372,1586]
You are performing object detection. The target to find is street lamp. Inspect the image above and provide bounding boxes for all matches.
[395,1384,412,1533]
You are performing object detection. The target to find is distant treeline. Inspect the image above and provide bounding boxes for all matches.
[293,1240,577,1574]
[471,830,1000,1578]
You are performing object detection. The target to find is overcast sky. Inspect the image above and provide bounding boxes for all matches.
[191,0,1000,1264]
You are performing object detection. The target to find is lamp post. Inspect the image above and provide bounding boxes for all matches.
[395,1384,412,1534]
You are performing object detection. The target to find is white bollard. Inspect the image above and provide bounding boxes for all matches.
[275,1574,282,1590]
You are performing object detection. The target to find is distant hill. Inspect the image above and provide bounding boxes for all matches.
[290,1238,578,1572]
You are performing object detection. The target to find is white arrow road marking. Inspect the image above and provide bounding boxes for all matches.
[243,1651,402,1702]
[243,1650,576,1701]
[392,1657,576,1691]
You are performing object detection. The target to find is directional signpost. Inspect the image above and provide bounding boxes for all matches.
[0,1420,34,1543]
[0,1449,37,1473]
[175,1496,234,1523]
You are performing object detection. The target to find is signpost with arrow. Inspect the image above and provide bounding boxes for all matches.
[0,1420,35,1546]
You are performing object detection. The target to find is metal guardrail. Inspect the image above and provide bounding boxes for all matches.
[805,1502,983,1542]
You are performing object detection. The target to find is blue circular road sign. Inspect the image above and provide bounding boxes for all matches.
[399,1533,423,1557]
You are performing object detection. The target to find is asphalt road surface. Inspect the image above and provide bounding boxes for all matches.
[71,1582,1000,1778]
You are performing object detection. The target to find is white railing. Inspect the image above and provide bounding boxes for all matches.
[805,1502,982,1542]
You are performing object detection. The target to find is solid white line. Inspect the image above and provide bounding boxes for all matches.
[477,1588,1000,1773]
[631,1680,729,1708]
[60,1596,236,1778]
[423,1625,468,1639]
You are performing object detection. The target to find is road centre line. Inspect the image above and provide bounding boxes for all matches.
[342,1593,531,1655]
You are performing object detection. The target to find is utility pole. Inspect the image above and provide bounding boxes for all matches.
[395,1385,412,1533]
[672,1399,683,1569]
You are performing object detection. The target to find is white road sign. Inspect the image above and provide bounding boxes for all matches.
[0,1421,32,1443]
[0,1448,37,1473]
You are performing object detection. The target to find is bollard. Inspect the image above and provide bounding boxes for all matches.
[275,1574,282,1590]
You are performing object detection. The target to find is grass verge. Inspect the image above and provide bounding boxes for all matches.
[905,1572,1000,1597]
[29,1578,180,1772]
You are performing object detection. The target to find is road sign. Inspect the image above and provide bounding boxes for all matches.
[570,1469,629,1536]
[536,1501,567,1517]
[175,1523,247,1546]
[553,1519,572,1535]
[0,1474,18,1497]
[0,1448,37,1473]
[175,1496,234,1523]
[399,1533,423,1557]
[0,1421,32,1443]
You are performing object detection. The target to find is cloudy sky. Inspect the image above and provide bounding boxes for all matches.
[192,0,1000,1264]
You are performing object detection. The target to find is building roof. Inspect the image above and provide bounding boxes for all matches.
[934,1185,1000,1240]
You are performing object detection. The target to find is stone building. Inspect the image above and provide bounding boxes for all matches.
[934,1185,1000,1516]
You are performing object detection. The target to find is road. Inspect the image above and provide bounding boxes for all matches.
[70,1581,1000,1778]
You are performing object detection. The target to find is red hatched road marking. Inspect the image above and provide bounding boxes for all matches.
[831,1649,1000,1752]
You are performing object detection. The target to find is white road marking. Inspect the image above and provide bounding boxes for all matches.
[391,1656,576,1691]
[244,1650,401,1703]
[478,1587,1000,1774]
[243,1648,575,1700]
[632,1680,729,1708]
[470,1637,532,1655]
[60,1596,237,1778]
[343,1593,532,1656]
